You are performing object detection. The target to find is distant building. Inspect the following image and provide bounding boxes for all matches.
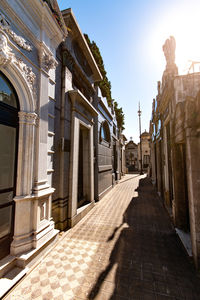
[119,134,127,176]
[125,138,138,172]
[138,131,151,171]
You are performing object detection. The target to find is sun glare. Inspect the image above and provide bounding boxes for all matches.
[151,2,200,74]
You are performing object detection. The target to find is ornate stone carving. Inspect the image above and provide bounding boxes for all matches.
[0,31,14,66]
[42,51,57,71]
[0,12,32,51]
[18,111,38,126]
[14,57,36,90]
[0,31,35,91]
[38,46,58,72]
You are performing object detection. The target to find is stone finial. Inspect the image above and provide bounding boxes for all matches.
[163,36,176,66]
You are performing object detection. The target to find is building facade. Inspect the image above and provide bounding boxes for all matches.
[150,36,200,268]
[0,2,125,294]
[125,139,138,172]
[138,131,151,172]
[94,87,114,200]
[0,0,66,285]
[52,8,102,230]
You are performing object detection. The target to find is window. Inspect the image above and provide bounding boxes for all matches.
[0,73,18,109]
[100,121,111,144]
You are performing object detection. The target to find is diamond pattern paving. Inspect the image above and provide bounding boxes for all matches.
[4,175,200,300]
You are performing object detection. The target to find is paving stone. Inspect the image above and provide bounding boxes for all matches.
[3,175,200,300]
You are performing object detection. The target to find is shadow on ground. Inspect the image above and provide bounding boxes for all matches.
[87,177,200,300]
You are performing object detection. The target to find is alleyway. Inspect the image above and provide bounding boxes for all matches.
[4,174,200,300]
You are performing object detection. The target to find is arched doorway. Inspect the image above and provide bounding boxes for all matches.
[0,71,19,259]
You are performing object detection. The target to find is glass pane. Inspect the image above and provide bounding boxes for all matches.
[0,206,12,238]
[0,191,13,205]
[0,73,17,108]
[0,124,16,190]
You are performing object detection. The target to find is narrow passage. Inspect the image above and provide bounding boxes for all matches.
[5,175,200,300]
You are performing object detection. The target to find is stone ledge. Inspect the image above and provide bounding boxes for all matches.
[68,202,95,228]
[0,267,28,299]
[98,165,112,172]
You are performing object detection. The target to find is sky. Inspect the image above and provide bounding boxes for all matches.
[57,0,200,143]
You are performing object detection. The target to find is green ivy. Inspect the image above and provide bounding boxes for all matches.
[84,33,125,131]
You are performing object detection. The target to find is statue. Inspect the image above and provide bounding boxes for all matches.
[163,36,176,66]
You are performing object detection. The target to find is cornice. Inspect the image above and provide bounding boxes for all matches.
[98,97,113,120]
[1,0,66,49]
[62,8,102,82]
[63,48,95,95]
[69,89,98,117]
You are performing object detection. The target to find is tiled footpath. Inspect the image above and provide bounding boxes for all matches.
[4,175,200,300]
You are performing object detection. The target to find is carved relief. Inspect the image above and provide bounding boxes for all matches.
[18,111,38,126]
[0,31,14,66]
[38,46,58,72]
[42,51,57,71]
[0,12,32,51]
[0,30,36,90]
[14,57,36,89]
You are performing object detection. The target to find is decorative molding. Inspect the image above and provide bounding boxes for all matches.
[42,51,57,71]
[0,12,32,51]
[0,30,36,90]
[0,31,14,66]
[38,44,58,72]
[14,56,36,90]
[18,111,38,126]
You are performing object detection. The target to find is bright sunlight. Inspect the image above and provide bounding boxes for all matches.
[151,1,200,74]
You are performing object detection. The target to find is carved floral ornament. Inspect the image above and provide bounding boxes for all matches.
[0,31,36,90]
[0,12,32,51]
[42,50,58,71]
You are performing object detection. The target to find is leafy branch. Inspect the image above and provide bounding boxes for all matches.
[84,33,125,131]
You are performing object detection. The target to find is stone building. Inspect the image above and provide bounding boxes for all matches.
[94,87,115,200]
[150,36,200,268]
[0,0,66,291]
[138,131,151,172]
[51,8,123,229]
[125,138,138,172]
[119,134,127,176]
[0,2,124,294]
[52,8,102,230]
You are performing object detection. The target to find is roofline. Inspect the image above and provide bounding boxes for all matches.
[62,8,102,82]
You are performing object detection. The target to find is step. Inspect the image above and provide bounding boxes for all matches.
[0,266,28,299]
[0,255,16,278]
[175,228,192,257]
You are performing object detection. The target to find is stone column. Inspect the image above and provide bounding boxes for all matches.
[185,98,200,268]
[88,124,94,202]
[11,111,37,255]
[185,129,200,267]
[68,110,80,222]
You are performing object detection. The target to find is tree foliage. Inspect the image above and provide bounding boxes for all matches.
[84,33,125,131]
